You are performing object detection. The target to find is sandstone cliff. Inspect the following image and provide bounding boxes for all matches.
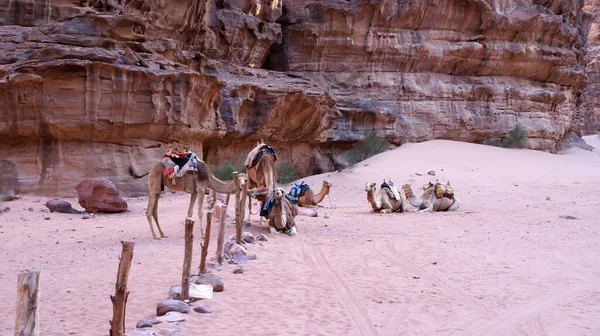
[0,0,593,196]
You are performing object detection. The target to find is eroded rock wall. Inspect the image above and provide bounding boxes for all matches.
[270,0,588,151]
[584,0,600,134]
[0,0,594,196]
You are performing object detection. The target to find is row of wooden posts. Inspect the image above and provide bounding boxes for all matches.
[14,172,249,336]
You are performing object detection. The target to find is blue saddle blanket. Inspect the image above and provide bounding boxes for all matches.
[288,182,310,198]
[260,193,298,217]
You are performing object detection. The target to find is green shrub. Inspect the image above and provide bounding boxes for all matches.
[344,131,389,166]
[501,123,527,149]
[276,161,298,184]
[213,161,245,180]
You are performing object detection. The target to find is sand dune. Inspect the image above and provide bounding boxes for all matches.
[1,136,599,335]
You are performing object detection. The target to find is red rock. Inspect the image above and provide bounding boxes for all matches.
[75,179,127,213]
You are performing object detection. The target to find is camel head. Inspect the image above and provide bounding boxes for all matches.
[323,180,332,189]
[365,182,376,193]
[273,187,285,200]
[237,173,247,187]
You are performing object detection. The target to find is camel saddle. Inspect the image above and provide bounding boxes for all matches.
[380,181,400,201]
[288,182,310,199]
[162,151,198,178]
[260,193,297,217]
[245,144,277,169]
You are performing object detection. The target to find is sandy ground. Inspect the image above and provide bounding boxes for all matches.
[1,136,600,336]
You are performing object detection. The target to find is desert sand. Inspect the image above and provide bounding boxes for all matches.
[1,137,600,336]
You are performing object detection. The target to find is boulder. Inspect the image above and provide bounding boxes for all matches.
[45,199,83,214]
[192,273,224,292]
[156,300,190,316]
[75,179,127,213]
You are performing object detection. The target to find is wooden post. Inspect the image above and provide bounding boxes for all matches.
[210,189,217,210]
[14,269,40,336]
[181,218,195,301]
[215,205,227,265]
[233,172,247,245]
[199,212,212,274]
[109,241,134,336]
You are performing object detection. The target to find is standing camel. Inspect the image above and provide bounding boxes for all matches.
[244,141,277,223]
[146,160,245,239]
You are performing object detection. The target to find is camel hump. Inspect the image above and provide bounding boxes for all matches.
[245,144,277,168]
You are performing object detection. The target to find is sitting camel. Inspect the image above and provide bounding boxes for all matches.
[245,141,277,223]
[401,181,459,212]
[365,180,407,213]
[297,180,332,207]
[264,187,298,235]
[146,160,246,239]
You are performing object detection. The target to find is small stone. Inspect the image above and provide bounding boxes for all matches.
[242,231,255,244]
[192,273,224,292]
[233,265,244,274]
[415,172,423,176]
[28,207,34,212]
[44,216,51,220]
[82,213,90,219]
[156,300,191,316]
[136,319,153,328]
[256,234,268,242]
[546,196,551,201]
[324,214,330,219]
[427,170,436,176]
[559,215,578,220]
[228,252,247,265]
[247,254,257,260]
[149,311,186,324]
[229,243,247,256]
[193,305,212,314]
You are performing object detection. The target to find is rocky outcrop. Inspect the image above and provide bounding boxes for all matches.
[269,1,588,151]
[585,0,600,134]
[0,0,594,196]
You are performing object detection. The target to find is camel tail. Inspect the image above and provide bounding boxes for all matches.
[129,165,149,178]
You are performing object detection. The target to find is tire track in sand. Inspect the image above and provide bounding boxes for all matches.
[306,244,379,336]
[379,240,497,318]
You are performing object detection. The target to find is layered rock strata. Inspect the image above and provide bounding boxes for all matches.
[0,0,594,196]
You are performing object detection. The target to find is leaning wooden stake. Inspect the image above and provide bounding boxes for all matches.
[199,212,213,274]
[14,269,41,336]
[181,218,195,301]
[215,205,227,265]
[233,172,247,245]
[109,241,134,336]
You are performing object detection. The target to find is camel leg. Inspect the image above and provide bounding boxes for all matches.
[447,198,460,212]
[187,192,198,219]
[245,195,252,223]
[152,198,167,238]
[146,192,159,239]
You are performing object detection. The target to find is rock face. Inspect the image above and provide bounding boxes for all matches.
[0,0,595,196]
[585,0,600,134]
[75,178,128,213]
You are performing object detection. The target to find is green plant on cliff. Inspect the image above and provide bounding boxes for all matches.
[276,161,298,184]
[501,123,527,149]
[344,131,389,166]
